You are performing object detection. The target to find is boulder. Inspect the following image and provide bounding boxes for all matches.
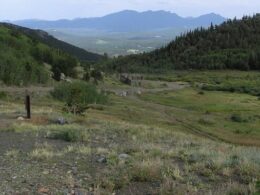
[17,116,25,121]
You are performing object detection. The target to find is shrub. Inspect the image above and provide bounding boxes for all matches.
[198,118,215,126]
[230,114,249,123]
[90,69,103,84]
[46,125,89,142]
[130,160,162,182]
[47,129,82,142]
[198,91,205,95]
[0,91,8,100]
[51,81,107,114]
[256,180,260,193]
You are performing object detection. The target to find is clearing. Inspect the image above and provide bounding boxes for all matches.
[0,71,259,194]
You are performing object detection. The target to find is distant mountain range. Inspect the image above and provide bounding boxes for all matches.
[11,10,227,32]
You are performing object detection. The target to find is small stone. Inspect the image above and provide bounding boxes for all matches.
[75,189,87,195]
[118,153,130,160]
[21,179,27,183]
[97,156,107,163]
[56,117,67,125]
[136,90,142,95]
[43,170,49,175]
[17,116,25,121]
[72,167,77,175]
[38,187,49,193]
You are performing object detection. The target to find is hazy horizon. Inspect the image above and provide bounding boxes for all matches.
[0,0,259,21]
[4,10,227,22]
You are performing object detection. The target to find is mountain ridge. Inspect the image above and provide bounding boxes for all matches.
[11,10,226,32]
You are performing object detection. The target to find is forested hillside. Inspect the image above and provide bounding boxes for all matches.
[103,15,260,72]
[0,24,71,85]
[0,24,100,85]
[1,23,103,61]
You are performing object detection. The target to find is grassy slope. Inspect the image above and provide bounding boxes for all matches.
[0,93,260,194]
[1,23,104,61]
[0,25,50,85]
[141,88,260,146]
[0,71,259,193]
[145,71,260,96]
[0,23,104,85]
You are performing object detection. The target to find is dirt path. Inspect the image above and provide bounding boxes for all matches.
[0,86,53,96]
[108,80,223,143]
[0,82,220,142]
[105,80,188,96]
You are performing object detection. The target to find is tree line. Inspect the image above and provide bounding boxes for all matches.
[101,14,260,72]
[0,24,78,85]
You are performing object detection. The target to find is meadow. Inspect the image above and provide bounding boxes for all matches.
[0,71,259,194]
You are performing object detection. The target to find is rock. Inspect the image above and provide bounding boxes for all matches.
[136,90,142,95]
[75,189,87,195]
[120,91,127,97]
[60,73,66,81]
[65,78,72,83]
[72,167,78,175]
[56,117,67,125]
[97,156,107,163]
[43,170,49,175]
[17,116,25,121]
[21,179,27,183]
[38,187,49,193]
[118,153,130,160]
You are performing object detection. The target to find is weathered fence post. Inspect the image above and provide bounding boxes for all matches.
[25,94,31,119]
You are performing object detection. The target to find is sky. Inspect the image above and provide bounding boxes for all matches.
[0,0,259,21]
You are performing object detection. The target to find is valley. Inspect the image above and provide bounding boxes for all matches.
[0,10,260,195]
[46,28,181,56]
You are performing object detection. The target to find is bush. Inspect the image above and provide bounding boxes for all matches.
[47,129,82,142]
[51,81,107,114]
[0,91,8,100]
[198,91,205,95]
[198,118,214,126]
[230,114,249,123]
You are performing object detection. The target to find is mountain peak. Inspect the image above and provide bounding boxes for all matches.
[11,10,226,32]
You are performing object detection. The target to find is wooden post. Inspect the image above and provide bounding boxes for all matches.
[25,95,31,119]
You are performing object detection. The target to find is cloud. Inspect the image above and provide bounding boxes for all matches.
[0,0,259,20]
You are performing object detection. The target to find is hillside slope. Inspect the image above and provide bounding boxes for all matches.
[12,10,226,32]
[103,15,260,72]
[0,23,98,85]
[1,23,103,61]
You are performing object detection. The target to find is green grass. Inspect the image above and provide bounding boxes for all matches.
[140,88,260,145]
[146,71,260,96]
[0,71,260,193]
[2,115,259,194]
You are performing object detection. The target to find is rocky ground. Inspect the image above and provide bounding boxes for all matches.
[0,79,259,194]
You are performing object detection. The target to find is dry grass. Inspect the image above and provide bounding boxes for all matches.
[0,74,260,194]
